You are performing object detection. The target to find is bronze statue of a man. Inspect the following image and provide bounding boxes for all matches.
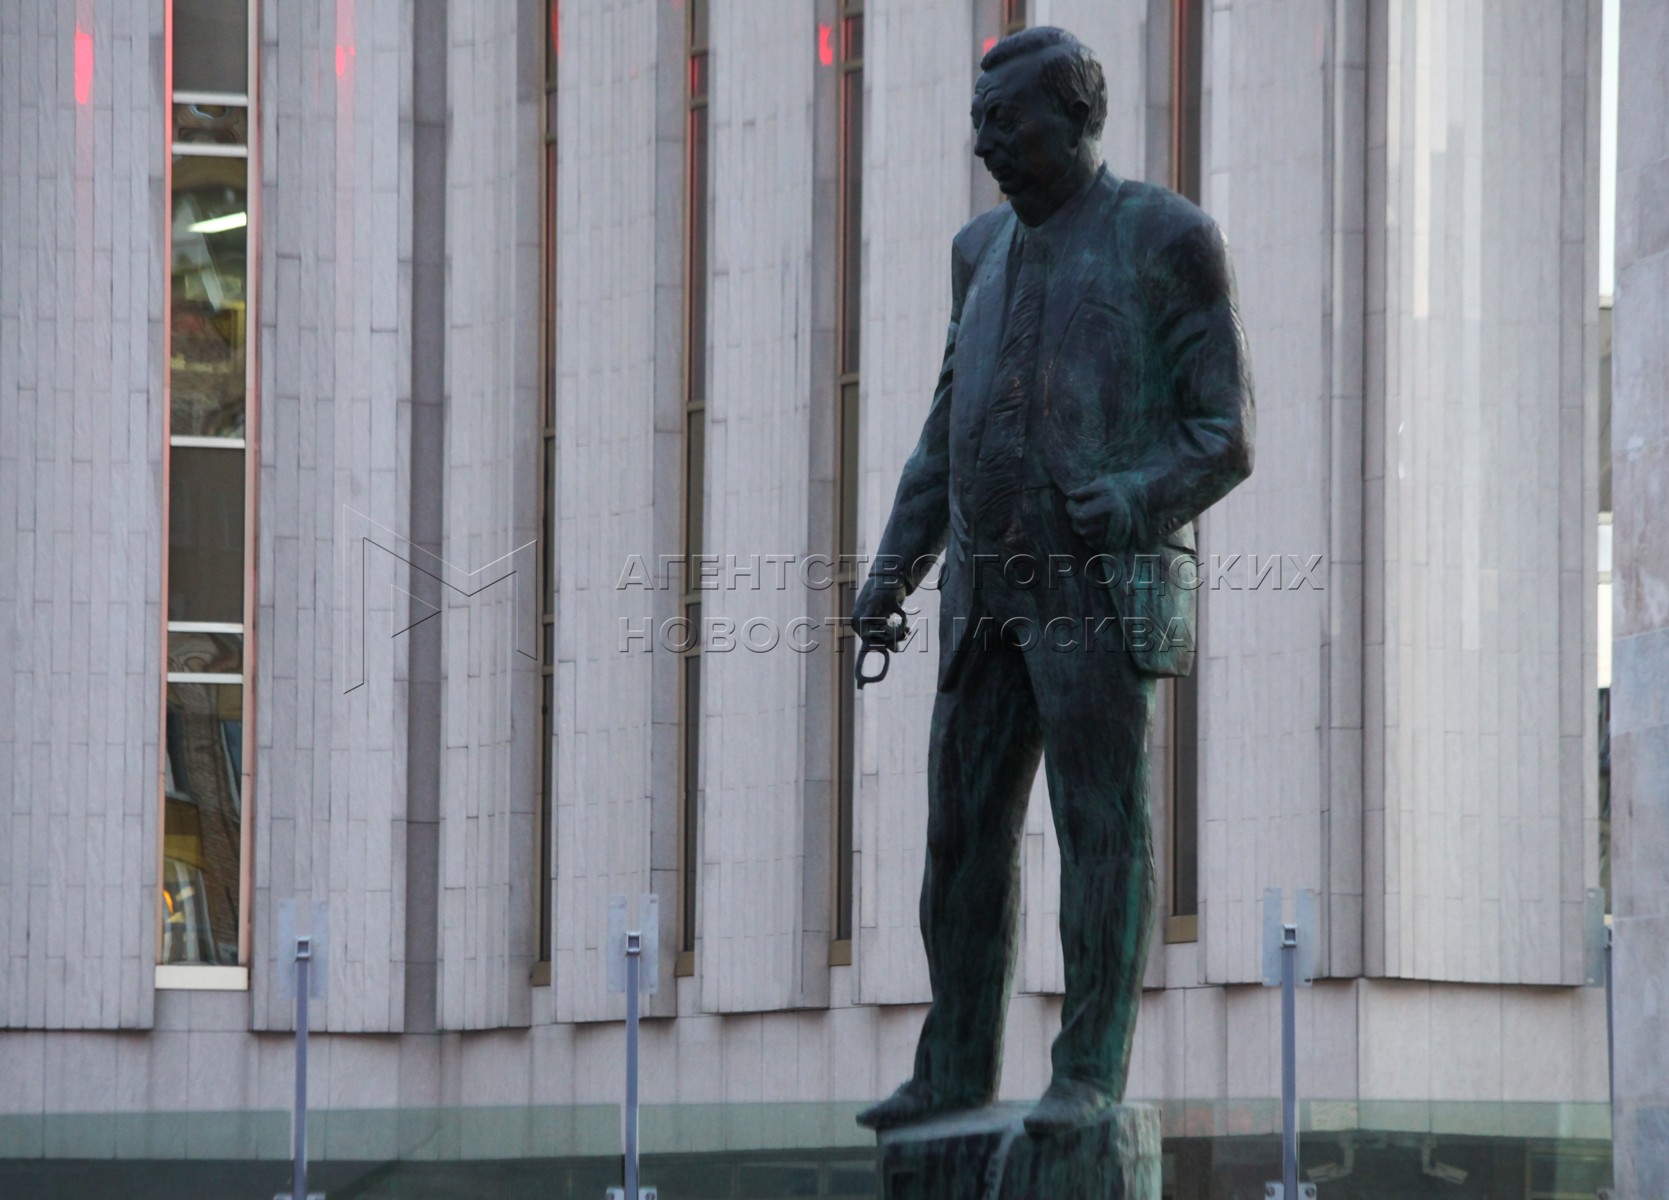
[853,27,1254,1137]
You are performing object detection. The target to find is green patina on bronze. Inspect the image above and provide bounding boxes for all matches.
[853,27,1254,1148]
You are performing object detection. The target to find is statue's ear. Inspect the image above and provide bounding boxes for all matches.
[1067,98,1092,147]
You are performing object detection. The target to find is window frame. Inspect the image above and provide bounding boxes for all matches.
[828,0,865,963]
[1163,0,1205,946]
[676,0,712,978]
[531,0,560,989]
[157,0,261,989]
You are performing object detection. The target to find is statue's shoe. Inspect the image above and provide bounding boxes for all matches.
[855,1079,984,1131]
[1022,1076,1116,1137]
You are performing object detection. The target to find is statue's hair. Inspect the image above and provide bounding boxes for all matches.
[979,26,1108,140]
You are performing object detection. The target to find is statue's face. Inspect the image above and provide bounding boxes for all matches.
[971,54,1081,200]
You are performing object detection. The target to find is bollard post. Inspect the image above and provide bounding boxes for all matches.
[625,930,641,1200]
[275,901,327,1200]
[607,895,659,1200]
[293,934,311,1200]
[1263,889,1316,1200]
[1280,923,1297,1200]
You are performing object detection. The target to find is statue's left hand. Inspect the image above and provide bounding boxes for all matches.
[1065,474,1141,552]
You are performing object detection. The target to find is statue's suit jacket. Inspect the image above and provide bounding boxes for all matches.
[873,166,1255,691]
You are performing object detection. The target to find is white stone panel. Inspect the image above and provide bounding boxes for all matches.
[1198,0,1335,986]
[697,0,818,1014]
[853,0,974,1007]
[0,0,163,1032]
[436,0,542,1032]
[252,0,414,1035]
[552,0,664,1024]
[1366,0,1597,985]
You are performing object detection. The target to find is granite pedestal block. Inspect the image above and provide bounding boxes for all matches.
[876,1103,1160,1200]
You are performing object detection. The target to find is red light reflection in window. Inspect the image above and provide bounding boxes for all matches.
[819,23,833,66]
[982,35,998,55]
[74,25,93,104]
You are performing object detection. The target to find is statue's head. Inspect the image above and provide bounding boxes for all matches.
[973,27,1107,219]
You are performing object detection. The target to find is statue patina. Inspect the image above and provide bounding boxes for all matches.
[853,27,1254,1140]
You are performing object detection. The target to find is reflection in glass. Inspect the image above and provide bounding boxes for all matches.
[842,8,863,61]
[839,381,860,562]
[169,447,246,623]
[689,0,707,50]
[173,101,248,147]
[840,62,864,376]
[1171,669,1199,918]
[539,672,554,963]
[685,416,706,566]
[689,51,709,101]
[681,650,702,953]
[168,630,243,676]
[1172,0,1205,204]
[162,683,243,966]
[687,115,709,407]
[171,155,249,438]
[836,640,855,941]
[172,0,250,95]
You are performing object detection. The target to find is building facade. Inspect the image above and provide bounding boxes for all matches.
[0,0,1617,1196]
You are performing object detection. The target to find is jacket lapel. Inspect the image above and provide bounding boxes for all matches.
[1038,171,1125,369]
[953,210,1017,457]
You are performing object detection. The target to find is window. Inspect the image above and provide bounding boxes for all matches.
[1170,0,1204,208]
[1597,0,1616,919]
[160,0,258,984]
[1597,301,1612,912]
[830,0,864,959]
[1165,0,1204,943]
[533,0,560,985]
[678,0,711,974]
[1000,0,1027,36]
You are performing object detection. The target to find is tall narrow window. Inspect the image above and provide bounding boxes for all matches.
[1001,0,1027,36]
[678,0,711,973]
[1170,0,1204,208]
[1597,302,1613,913]
[830,0,864,958]
[1165,0,1204,943]
[534,0,559,984]
[1597,0,1617,918]
[160,0,258,983]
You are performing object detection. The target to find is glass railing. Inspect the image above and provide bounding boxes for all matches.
[0,1101,1612,1199]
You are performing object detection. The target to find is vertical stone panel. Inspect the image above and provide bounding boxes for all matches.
[1198,0,1335,986]
[1610,0,1669,1190]
[853,0,972,1007]
[0,1,163,1031]
[1324,0,1370,983]
[696,0,819,1014]
[435,0,542,1032]
[1364,0,1596,986]
[253,0,412,1033]
[551,0,663,1024]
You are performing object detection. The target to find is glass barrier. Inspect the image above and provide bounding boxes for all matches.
[0,1101,1612,1199]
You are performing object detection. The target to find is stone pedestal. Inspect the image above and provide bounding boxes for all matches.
[876,1103,1160,1200]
